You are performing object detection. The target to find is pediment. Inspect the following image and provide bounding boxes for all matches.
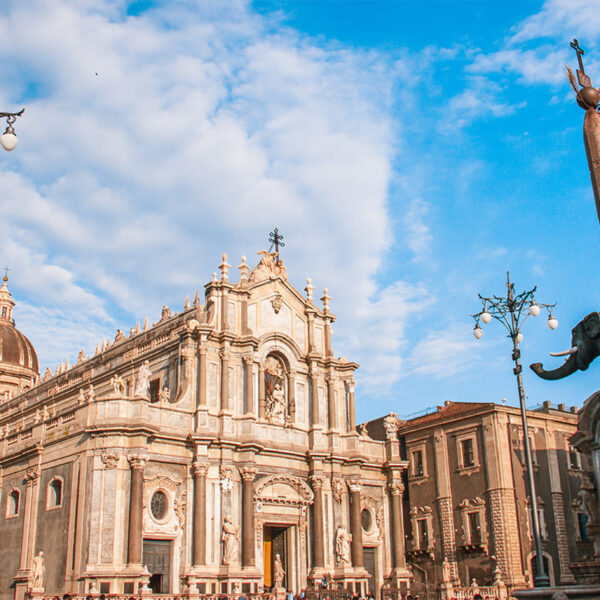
[255,474,314,506]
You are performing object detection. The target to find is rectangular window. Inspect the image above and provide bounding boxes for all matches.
[578,512,590,542]
[149,378,160,403]
[417,519,428,549]
[461,438,475,467]
[570,447,581,470]
[468,511,481,545]
[413,450,424,477]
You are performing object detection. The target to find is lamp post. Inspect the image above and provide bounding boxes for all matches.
[0,109,24,151]
[472,271,557,588]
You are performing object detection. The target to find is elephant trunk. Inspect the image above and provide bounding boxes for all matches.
[530,354,579,380]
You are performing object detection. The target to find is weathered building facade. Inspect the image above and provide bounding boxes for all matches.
[0,252,410,600]
[373,401,594,596]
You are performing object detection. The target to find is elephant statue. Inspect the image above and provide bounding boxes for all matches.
[530,312,600,380]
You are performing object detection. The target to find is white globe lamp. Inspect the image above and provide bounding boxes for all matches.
[529,302,540,317]
[547,314,558,330]
[473,324,483,339]
[0,125,17,151]
[481,310,492,324]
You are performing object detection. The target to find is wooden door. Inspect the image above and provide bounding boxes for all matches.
[143,539,171,594]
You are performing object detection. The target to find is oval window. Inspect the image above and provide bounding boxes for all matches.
[150,491,168,520]
[361,508,372,532]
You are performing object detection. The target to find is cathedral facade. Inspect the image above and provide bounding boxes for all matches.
[0,252,410,600]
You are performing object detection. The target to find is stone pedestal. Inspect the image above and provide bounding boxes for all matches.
[273,583,286,600]
[438,582,454,600]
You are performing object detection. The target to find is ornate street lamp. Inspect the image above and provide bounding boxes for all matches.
[0,109,24,151]
[472,271,557,588]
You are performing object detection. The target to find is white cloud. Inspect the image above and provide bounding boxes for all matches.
[404,198,432,262]
[336,280,434,393]
[404,323,482,379]
[0,0,413,390]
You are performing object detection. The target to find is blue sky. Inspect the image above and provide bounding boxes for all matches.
[2,0,600,422]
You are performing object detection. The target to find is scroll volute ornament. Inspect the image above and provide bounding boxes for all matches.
[309,474,324,489]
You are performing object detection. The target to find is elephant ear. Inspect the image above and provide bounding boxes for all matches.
[583,313,600,338]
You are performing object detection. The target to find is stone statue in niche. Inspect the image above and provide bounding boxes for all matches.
[335,525,352,566]
[159,387,170,403]
[264,355,288,426]
[31,551,45,591]
[266,382,286,425]
[222,516,239,565]
[134,360,152,399]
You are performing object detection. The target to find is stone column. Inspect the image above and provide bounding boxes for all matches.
[241,466,257,568]
[19,468,40,571]
[348,482,364,568]
[310,368,320,427]
[310,475,325,568]
[324,319,332,358]
[347,380,356,432]
[287,371,295,423]
[127,454,147,565]
[258,365,266,419]
[326,376,336,430]
[192,461,208,566]
[220,351,230,411]
[198,343,208,407]
[307,313,315,353]
[388,481,406,569]
[243,356,254,416]
[220,290,228,331]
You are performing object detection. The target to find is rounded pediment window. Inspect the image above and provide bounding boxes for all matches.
[150,490,168,520]
[361,508,372,532]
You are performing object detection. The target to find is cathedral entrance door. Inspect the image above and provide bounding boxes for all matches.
[142,539,171,594]
[263,526,288,590]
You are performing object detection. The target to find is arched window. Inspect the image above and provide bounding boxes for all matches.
[6,489,19,517]
[47,477,63,509]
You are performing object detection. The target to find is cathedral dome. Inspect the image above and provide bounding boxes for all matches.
[0,276,39,396]
[0,319,38,371]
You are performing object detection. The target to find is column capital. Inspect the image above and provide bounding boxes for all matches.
[387,481,404,496]
[242,354,255,365]
[309,474,325,489]
[127,454,148,470]
[25,468,39,485]
[192,460,209,477]
[198,342,209,356]
[101,452,121,469]
[240,466,258,482]
[219,350,231,362]
[347,480,361,493]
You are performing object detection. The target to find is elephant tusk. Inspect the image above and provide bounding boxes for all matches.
[550,347,578,357]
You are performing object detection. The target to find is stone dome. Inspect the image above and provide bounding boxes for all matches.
[0,319,38,371]
[0,276,39,397]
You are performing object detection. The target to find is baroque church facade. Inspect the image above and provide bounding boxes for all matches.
[0,252,411,600]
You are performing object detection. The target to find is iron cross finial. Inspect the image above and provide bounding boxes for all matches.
[571,39,586,74]
[268,228,285,258]
[2,266,9,281]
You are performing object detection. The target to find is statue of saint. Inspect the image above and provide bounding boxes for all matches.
[578,477,600,524]
[442,557,451,583]
[273,553,285,586]
[31,551,45,590]
[335,525,352,566]
[222,516,239,565]
[266,382,286,425]
[134,361,152,399]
